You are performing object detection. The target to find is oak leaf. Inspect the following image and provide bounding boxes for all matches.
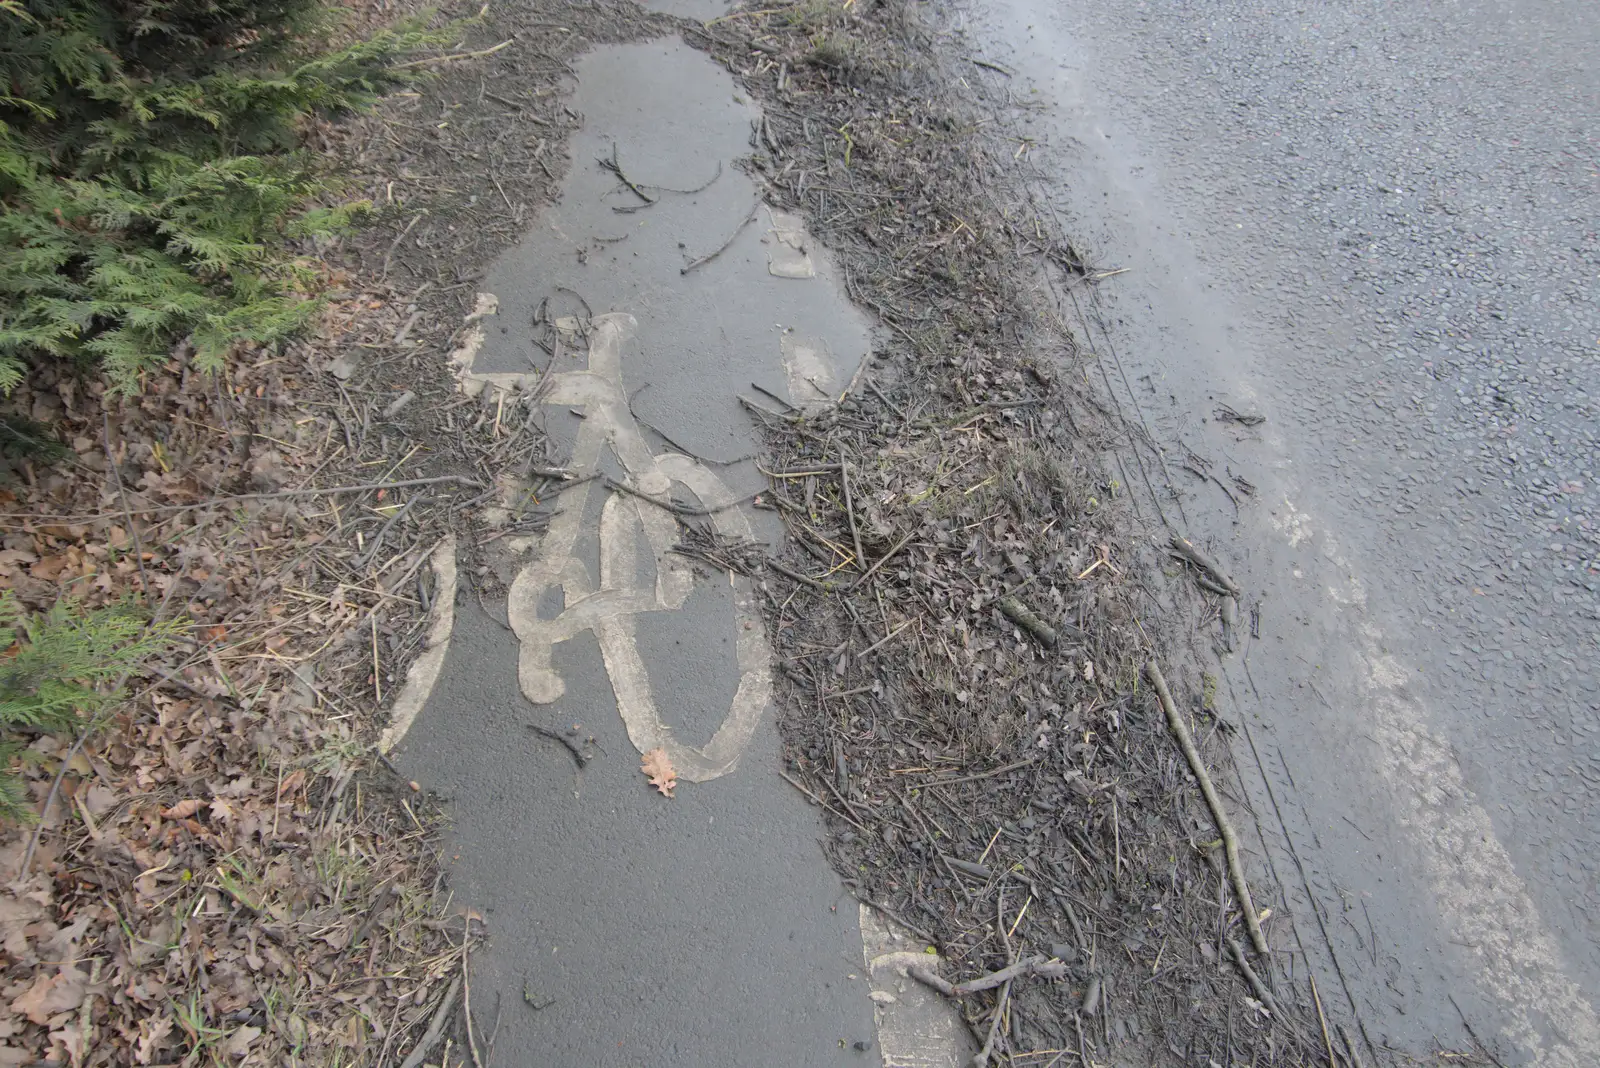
[641,748,676,798]
[10,963,87,1024]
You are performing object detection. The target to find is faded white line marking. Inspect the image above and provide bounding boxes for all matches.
[1268,496,1313,547]
[765,208,816,278]
[378,535,457,753]
[1298,525,1600,1066]
[459,312,771,782]
[781,332,837,407]
[859,905,975,1067]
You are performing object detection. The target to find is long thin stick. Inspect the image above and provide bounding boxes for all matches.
[972,977,1011,1068]
[381,212,425,281]
[394,39,513,69]
[1169,534,1241,596]
[398,976,462,1068]
[908,955,1067,998]
[847,530,915,592]
[856,619,911,658]
[918,757,1036,790]
[766,557,831,590]
[681,199,761,275]
[840,458,867,573]
[1336,1022,1369,1068]
[1227,938,1281,1017]
[601,142,655,205]
[1146,661,1269,956]
[463,925,484,1068]
[1310,974,1336,1067]
[102,410,148,594]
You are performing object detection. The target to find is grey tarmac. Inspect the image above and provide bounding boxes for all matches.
[952,0,1600,1063]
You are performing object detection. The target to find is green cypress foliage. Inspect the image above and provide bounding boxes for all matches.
[0,1,442,392]
[0,592,180,820]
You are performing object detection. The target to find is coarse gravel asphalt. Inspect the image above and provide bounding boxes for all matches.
[956,0,1598,1062]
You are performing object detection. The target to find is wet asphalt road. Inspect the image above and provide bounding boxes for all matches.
[957,0,1599,1062]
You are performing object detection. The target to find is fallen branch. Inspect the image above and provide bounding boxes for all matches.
[394,39,513,69]
[908,955,1068,998]
[1169,534,1241,596]
[995,595,1056,646]
[1337,1022,1369,1068]
[1227,938,1280,1017]
[1148,661,1269,956]
[356,495,426,569]
[398,975,462,1068]
[381,212,426,281]
[599,142,655,206]
[856,619,911,658]
[1311,973,1336,1068]
[972,976,1011,1068]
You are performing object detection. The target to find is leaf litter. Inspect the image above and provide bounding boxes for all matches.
[0,0,632,1059]
[0,307,489,1065]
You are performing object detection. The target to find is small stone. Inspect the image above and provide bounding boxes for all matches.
[327,353,360,380]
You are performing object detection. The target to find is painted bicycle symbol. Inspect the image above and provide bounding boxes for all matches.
[491,313,772,783]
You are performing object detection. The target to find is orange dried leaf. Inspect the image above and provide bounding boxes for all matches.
[160,799,203,819]
[640,747,676,798]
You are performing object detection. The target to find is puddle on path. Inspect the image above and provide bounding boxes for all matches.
[470,38,868,455]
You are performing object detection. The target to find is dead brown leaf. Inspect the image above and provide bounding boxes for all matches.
[158,799,203,819]
[10,964,87,1025]
[641,747,677,798]
[133,1015,173,1064]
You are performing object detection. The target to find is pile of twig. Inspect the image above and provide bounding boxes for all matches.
[691,2,1326,1064]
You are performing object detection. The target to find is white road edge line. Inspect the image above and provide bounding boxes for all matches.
[1307,508,1600,1067]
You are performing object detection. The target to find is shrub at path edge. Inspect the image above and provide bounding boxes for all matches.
[0,0,446,393]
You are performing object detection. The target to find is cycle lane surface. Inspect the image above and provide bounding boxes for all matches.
[378,34,971,1067]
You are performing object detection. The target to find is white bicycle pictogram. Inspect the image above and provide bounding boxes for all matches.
[492,312,772,783]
